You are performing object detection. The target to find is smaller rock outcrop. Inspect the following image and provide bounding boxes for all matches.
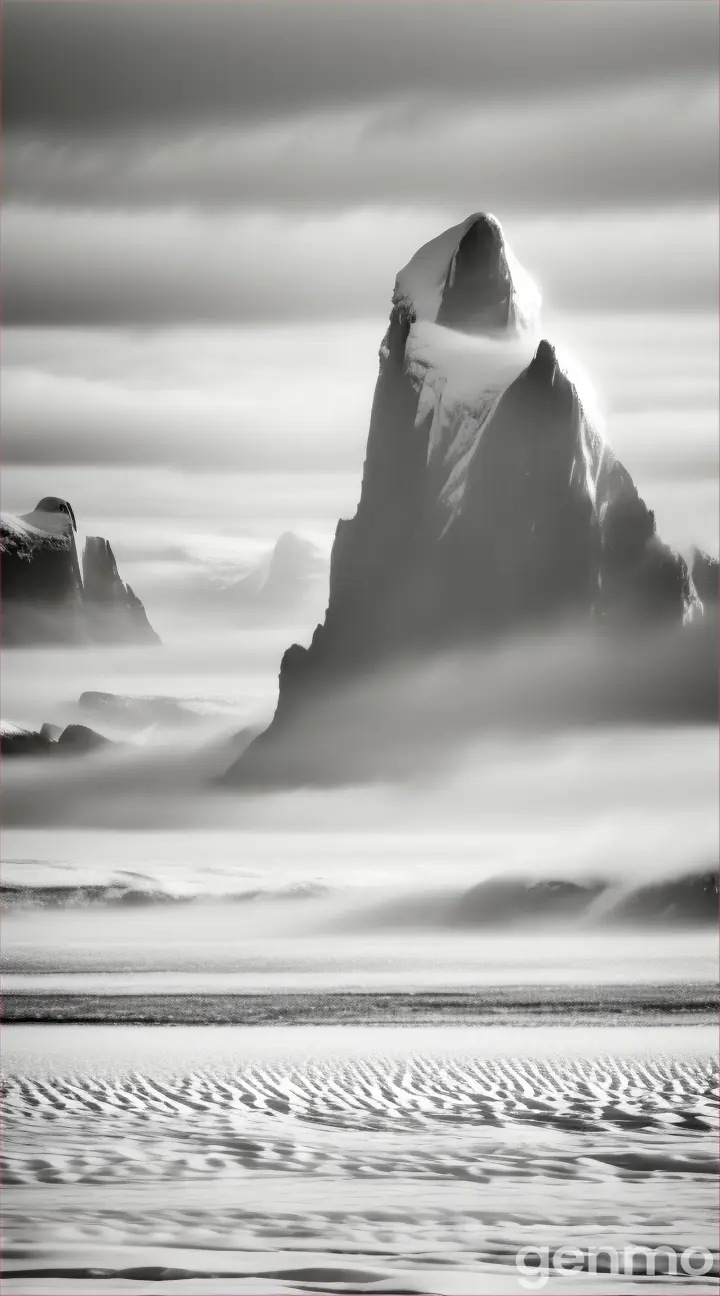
[0,720,114,758]
[602,870,719,927]
[1,498,160,645]
[450,878,606,926]
[56,724,113,754]
[0,722,55,758]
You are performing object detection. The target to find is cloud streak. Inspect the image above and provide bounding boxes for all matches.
[5,82,717,213]
[6,1,716,134]
[3,206,717,326]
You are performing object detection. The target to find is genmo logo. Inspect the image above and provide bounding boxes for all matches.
[515,1243,715,1289]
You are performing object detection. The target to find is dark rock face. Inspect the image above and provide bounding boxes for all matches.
[434,341,601,639]
[450,878,607,927]
[436,213,517,333]
[1,498,84,642]
[226,213,705,785]
[56,724,113,754]
[82,537,161,644]
[0,724,56,758]
[1,499,159,645]
[602,871,719,927]
[453,872,718,928]
[598,476,697,628]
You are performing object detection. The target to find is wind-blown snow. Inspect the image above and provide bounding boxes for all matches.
[392,214,549,527]
[409,322,536,458]
[406,321,538,526]
[410,332,611,534]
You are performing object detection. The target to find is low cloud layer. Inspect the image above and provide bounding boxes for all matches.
[225,619,719,790]
[1,619,717,829]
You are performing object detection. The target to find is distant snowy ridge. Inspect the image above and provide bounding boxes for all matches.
[2,870,715,927]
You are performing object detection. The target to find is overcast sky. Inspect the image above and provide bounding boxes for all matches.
[2,0,718,589]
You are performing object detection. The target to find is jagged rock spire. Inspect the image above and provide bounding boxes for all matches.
[225,215,704,785]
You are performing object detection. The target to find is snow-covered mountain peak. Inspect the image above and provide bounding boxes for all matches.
[395,212,540,335]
